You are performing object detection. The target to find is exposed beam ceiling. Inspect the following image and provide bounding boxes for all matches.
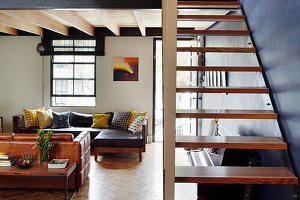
[0,12,42,35]
[43,10,94,36]
[0,24,18,35]
[93,10,120,36]
[0,10,68,36]
[133,11,146,36]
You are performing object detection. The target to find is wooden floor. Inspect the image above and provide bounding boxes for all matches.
[0,142,196,200]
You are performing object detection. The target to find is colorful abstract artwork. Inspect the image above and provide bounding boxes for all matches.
[113,57,139,81]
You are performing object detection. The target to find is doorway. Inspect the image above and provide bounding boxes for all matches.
[153,38,203,142]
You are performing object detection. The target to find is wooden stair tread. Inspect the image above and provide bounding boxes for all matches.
[177,47,256,52]
[176,66,262,72]
[177,29,250,36]
[178,1,240,9]
[176,109,277,119]
[176,136,287,149]
[176,86,269,94]
[175,166,298,184]
[178,15,245,21]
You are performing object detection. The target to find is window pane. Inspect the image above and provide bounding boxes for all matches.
[53,64,73,78]
[53,55,74,63]
[74,48,95,52]
[53,40,73,46]
[52,97,96,107]
[54,48,74,52]
[74,64,94,78]
[74,80,94,95]
[53,80,73,95]
[74,40,96,47]
[75,56,95,63]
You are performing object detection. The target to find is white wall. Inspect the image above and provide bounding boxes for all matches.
[0,37,43,133]
[0,36,154,139]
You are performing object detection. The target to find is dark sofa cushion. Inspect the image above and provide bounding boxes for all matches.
[71,112,93,127]
[94,129,142,148]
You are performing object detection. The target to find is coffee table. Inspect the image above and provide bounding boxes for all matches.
[0,161,77,200]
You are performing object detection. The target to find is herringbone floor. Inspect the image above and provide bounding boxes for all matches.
[0,142,196,200]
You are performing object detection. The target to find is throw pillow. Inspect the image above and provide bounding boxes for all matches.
[23,107,45,128]
[128,109,148,127]
[37,109,53,129]
[52,111,70,128]
[110,111,131,130]
[70,112,93,127]
[128,116,146,133]
[91,114,110,128]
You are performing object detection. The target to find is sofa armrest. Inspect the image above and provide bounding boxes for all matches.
[13,115,25,133]
[74,131,91,189]
[141,120,148,152]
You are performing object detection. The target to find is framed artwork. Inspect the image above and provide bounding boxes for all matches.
[113,57,139,81]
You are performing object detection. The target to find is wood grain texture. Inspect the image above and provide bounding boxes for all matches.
[0,161,76,177]
[178,15,245,21]
[177,29,250,36]
[176,86,269,94]
[177,47,256,52]
[176,136,287,149]
[176,109,277,119]
[176,66,262,72]
[178,1,240,9]
[175,166,298,184]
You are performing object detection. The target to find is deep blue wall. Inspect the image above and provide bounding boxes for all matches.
[240,0,300,198]
[241,0,300,178]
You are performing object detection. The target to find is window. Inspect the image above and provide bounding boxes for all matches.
[51,39,96,107]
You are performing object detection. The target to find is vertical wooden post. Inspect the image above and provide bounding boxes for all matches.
[162,0,177,199]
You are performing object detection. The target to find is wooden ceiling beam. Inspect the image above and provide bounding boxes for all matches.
[133,10,145,36]
[0,10,68,36]
[43,10,94,36]
[0,12,42,35]
[94,10,120,36]
[0,24,18,35]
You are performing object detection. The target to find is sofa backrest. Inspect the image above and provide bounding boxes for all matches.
[0,133,13,141]
[13,133,74,141]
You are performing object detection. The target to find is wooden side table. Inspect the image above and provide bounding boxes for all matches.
[0,161,77,200]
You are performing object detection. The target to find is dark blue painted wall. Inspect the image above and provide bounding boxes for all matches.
[240,0,300,198]
[241,0,300,179]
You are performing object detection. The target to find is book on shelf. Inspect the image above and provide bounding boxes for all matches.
[0,160,11,166]
[0,152,9,160]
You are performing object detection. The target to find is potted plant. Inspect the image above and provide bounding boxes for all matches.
[36,130,53,164]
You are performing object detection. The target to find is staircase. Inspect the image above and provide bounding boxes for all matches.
[162,1,298,199]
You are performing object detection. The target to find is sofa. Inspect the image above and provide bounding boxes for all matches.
[13,112,148,154]
[0,131,90,190]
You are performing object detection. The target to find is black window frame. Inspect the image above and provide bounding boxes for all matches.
[50,38,97,107]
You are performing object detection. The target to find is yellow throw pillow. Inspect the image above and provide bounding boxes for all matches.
[23,107,45,128]
[37,109,53,129]
[128,109,147,127]
[91,114,110,128]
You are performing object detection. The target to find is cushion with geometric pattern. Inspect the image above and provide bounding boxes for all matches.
[52,111,70,128]
[128,116,145,133]
[110,111,131,130]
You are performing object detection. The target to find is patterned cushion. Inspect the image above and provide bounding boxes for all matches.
[91,114,110,128]
[110,111,131,130]
[128,116,145,133]
[52,112,70,128]
[37,109,53,129]
[128,109,148,127]
[23,107,45,128]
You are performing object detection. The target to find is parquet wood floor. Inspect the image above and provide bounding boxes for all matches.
[0,143,196,200]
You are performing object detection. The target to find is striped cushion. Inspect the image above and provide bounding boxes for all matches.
[128,116,145,133]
